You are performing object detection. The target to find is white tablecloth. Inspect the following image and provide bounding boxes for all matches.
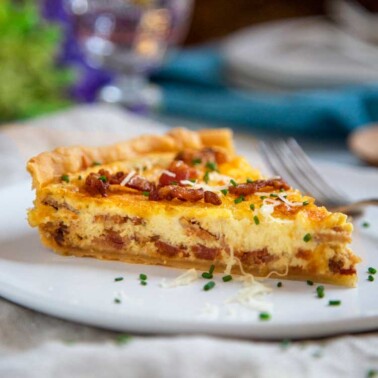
[0,105,377,378]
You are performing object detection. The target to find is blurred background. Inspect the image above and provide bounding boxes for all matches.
[1,0,378,163]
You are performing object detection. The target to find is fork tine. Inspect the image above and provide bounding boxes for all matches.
[287,138,347,202]
[277,141,336,202]
[269,140,331,203]
[260,139,347,207]
[259,141,314,196]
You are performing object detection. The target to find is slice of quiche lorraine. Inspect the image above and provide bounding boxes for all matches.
[27,128,360,287]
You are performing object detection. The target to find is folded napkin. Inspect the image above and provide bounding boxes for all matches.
[153,48,378,136]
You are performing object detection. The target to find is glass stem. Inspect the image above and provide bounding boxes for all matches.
[98,73,162,112]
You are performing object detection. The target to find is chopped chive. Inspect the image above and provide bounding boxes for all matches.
[277,281,282,288]
[202,272,213,279]
[303,233,312,242]
[139,273,147,281]
[222,275,233,282]
[368,267,377,275]
[203,281,216,291]
[307,280,314,286]
[250,204,255,211]
[114,298,121,304]
[260,196,267,200]
[230,179,237,187]
[61,174,69,183]
[279,188,285,192]
[253,215,260,225]
[234,195,245,204]
[270,193,278,197]
[312,350,323,359]
[220,189,228,196]
[246,178,254,183]
[259,312,271,321]
[368,275,375,282]
[303,200,310,206]
[203,171,210,184]
[280,338,291,349]
[205,161,218,172]
[328,300,341,306]
[142,191,150,196]
[116,334,132,345]
[92,161,101,166]
[362,222,370,228]
[99,175,107,182]
[192,158,202,165]
[170,181,178,186]
[189,178,196,183]
[316,285,325,298]
[78,175,82,180]
[209,264,215,275]
[140,281,147,286]
[367,369,378,378]
[114,277,124,282]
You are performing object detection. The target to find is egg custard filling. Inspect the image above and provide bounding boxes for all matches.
[27,128,360,286]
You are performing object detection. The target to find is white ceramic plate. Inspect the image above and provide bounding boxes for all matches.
[223,17,378,90]
[0,164,377,339]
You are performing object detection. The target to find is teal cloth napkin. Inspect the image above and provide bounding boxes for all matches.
[153,49,378,136]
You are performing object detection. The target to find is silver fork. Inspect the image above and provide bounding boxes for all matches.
[259,138,378,216]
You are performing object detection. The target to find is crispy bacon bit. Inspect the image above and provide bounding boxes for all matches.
[228,178,289,196]
[85,169,154,196]
[328,258,356,275]
[108,171,126,185]
[192,244,220,260]
[204,191,222,205]
[314,232,351,244]
[240,248,276,265]
[175,147,228,166]
[150,185,221,205]
[157,185,204,202]
[332,226,344,232]
[53,222,68,246]
[42,198,78,213]
[126,174,154,192]
[155,240,181,257]
[93,230,130,251]
[148,185,161,201]
[159,161,197,186]
[179,218,218,241]
[85,172,110,197]
[97,169,129,186]
[93,214,145,226]
[295,249,312,260]
[104,230,125,250]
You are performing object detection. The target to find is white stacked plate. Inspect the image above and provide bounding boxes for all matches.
[223,17,378,91]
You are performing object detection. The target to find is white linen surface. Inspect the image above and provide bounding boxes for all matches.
[0,104,377,378]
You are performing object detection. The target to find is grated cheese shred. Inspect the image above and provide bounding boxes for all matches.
[161,170,176,178]
[120,170,136,186]
[160,268,199,288]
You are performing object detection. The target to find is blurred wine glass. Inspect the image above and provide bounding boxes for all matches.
[66,0,193,110]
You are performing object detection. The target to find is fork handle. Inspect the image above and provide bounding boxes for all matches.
[332,198,378,216]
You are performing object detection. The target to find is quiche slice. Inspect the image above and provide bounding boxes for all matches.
[27,128,360,287]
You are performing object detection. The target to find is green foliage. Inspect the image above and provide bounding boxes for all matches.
[0,0,74,122]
